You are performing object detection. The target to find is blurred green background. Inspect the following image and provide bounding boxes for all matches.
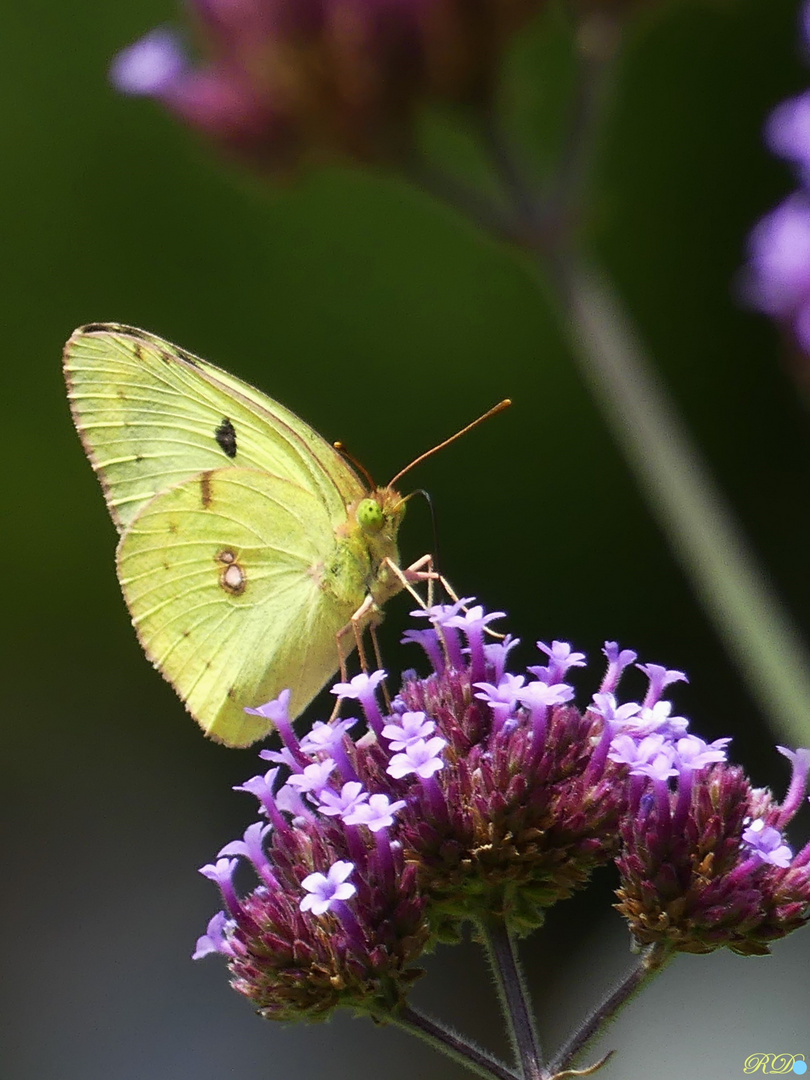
[3,0,810,1077]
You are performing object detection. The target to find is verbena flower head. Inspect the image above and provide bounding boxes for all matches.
[110,0,544,173]
[614,734,810,956]
[195,602,810,1020]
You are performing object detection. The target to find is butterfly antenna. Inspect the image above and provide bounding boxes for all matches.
[387,399,511,488]
[334,441,377,490]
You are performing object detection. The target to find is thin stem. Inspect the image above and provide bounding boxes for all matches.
[479,918,545,1080]
[477,10,621,250]
[412,121,810,745]
[401,153,523,246]
[390,1004,519,1080]
[544,9,622,234]
[477,108,541,232]
[471,8,810,747]
[547,943,670,1075]
[543,254,810,747]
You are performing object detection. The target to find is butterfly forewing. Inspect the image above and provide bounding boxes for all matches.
[117,469,366,746]
[64,324,364,532]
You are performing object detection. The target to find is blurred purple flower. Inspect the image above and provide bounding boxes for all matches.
[766,91,810,181]
[110,28,187,96]
[742,194,810,352]
[741,1,810,356]
[109,0,545,173]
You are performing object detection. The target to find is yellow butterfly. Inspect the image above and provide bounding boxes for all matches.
[63,324,445,746]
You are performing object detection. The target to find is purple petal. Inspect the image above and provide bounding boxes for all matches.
[110,29,187,97]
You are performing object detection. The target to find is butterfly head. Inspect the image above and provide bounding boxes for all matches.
[354,486,405,539]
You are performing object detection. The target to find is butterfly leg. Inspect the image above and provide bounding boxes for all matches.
[330,592,384,720]
[330,558,451,721]
[380,555,460,611]
[369,622,385,672]
[368,625,394,711]
[379,554,435,608]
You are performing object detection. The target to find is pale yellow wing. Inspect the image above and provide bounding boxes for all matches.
[117,468,365,746]
[64,323,365,533]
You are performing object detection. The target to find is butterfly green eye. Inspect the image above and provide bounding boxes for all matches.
[357,497,384,532]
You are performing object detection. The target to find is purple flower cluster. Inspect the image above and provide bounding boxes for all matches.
[612,726,810,955]
[195,601,810,1020]
[743,1,810,352]
[109,0,543,174]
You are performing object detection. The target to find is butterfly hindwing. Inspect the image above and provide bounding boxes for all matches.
[117,468,367,746]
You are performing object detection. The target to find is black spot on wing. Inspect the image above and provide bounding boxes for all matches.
[215,417,237,458]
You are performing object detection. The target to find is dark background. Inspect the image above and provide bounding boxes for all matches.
[3,0,809,1077]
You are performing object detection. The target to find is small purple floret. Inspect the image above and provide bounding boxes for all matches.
[331,670,387,700]
[401,627,445,671]
[590,691,641,728]
[246,688,292,724]
[775,745,810,826]
[193,911,237,959]
[300,861,356,915]
[637,663,688,707]
[483,634,520,682]
[285,758,336,797]
[343,793,407,831]
[600,642,638,693]
[300,717,358,756]
[531,640,586,683]
[673,734,730,771]
[387,736,447,779]
[474,673,526,729]
[741,819,793,868]
[317,781,369,818]
[382,711,435,750]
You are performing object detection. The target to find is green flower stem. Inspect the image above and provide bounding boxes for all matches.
[479,918,545,1080]
[389,1003,519,1080]
[472,7,810,747]
[542,252,810,747]
[542,9,622,242]
[402,155,523,247]
[546,942,670,1075]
